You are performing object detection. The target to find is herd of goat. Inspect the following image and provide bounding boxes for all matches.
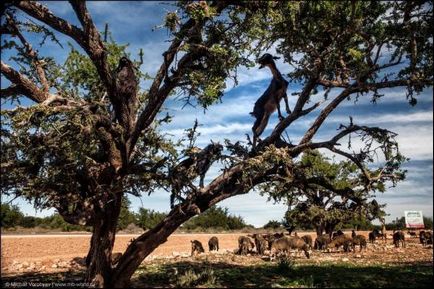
[190,229,433,259]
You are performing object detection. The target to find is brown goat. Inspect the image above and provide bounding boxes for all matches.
[238,236,255,255]
[251,53,290,147]
[271,236,310,259]
[328,234,352,252]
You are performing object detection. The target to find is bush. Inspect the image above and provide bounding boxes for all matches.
[175,267,216,288]
[183,206,248,231]
[136,208,167,230]
[20,216,40,228]
[39,214,87,231]
[117,197,138,231]
[263,220,282,229]
[1,203,24,228]
[275,255,295,274]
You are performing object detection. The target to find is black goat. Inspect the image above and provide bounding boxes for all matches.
[169,142,223,208]
[250,53,290,147]
[114,56,138,134]
[393,230,406,248]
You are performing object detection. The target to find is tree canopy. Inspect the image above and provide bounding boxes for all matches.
[282,150,387,236]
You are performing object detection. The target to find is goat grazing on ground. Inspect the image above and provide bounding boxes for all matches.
[369,229,382,243]
[419,230,433,246]
[393,230,406,248]
[238,236,255,255]
[208,236,219,251]
[328,234,353,252]
[191,240,205,256]
[314,234,331,250]
[271,236,310,259]
[250,53,290,147]
[250,234,267,255]
[301,235,313,250]
[352,235,367,252]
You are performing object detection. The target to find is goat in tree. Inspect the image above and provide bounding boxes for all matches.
[114,56,138,136]
[251,53,290,147]
[169,142,223,208]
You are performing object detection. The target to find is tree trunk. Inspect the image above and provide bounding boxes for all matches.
[109,162,274,287]
[85,193,122,288]
[325,223,336,238]
[316,226,324,236]
[110,203,196,288]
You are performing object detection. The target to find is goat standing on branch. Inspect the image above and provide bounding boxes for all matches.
[114,56,138,137]
[169,142,223,208]
[251,53,291,148]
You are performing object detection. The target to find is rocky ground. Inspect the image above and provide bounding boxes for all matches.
[1,231,432,278]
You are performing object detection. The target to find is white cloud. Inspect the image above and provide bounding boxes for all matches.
[219,191,288,227]
[329,111,433,125]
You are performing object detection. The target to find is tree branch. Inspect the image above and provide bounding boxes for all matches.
[15,1,113,92]
[0,85,25,99]
[68,1,113,91]
[1,61,50,103]
[15,1,84,46]
[5,13,50,93]
[127,1,231,157]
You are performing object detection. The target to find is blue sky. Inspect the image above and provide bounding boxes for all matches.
[1,2,433,227]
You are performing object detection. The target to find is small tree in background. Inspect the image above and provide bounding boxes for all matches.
[117,197,137,231]
[135,208,167,231]
[281,150,387,236]
[0,203,24,228]
[183,206,248,231]
[263,220,283,230]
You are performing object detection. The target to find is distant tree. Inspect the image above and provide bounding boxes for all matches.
[386,216,406,230]
[20,215,40,228]
[117,197,137,231]
[423,217,433,229]
[281,150,387,236]
[263,220,282,230]
[136,208,167,231]
[183,206,247,231]
[341,215,375,231]
[386,216,433,231]
[41,213,88,231]
[0,203,24,228]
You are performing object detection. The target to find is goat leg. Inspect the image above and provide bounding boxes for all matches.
[199,174,204,188]
[275,94,284,121]
[283,92,291,114]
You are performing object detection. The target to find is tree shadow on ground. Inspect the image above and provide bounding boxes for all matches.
[2,260,432,288]
[133,260,433,288]
[1,271,86,288]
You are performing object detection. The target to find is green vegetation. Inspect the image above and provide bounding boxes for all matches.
[1,202,253,232]
[1,203,88,231]
[2,259,431,288]
[182,206,249,232]
[263,220,283,230]
[386,216,433,231]
[281,150,387,236]
[132,260,433,288]
[136,208,167,230]
[1,203,24,228]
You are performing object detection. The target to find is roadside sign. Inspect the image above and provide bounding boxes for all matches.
[404,211,425,229]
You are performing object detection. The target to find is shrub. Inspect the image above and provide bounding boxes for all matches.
[183,206,248,231]
[1,203,24,228]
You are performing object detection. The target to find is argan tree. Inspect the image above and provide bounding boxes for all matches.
[282,150,387,236]
[1,1,432,287]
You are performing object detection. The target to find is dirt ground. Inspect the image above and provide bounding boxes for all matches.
[1,231,432,277]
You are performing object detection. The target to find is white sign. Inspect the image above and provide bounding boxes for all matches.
[404,211,424,229]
